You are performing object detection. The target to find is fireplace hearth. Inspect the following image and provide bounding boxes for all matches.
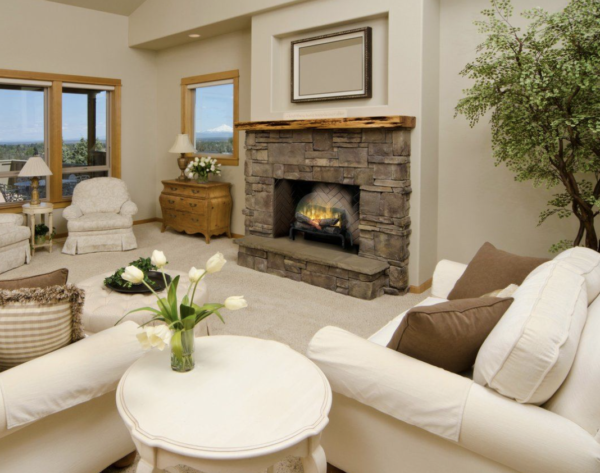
[235,116,415,299]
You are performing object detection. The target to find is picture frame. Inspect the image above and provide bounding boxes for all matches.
[291,27,372,103]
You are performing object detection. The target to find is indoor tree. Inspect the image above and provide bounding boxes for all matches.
[456,0,600,252]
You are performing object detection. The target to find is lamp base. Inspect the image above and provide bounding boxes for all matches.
[177,155,190,181]
[30,176,41,206]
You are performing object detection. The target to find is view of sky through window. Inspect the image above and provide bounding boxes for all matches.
[194,83,233,155]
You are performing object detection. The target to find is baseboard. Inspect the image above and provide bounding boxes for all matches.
[409,277,432,294]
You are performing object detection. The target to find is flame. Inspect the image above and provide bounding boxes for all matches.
[299,203,343,227]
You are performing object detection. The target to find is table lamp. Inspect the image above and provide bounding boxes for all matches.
[169,134,196,181]
[18,156,52,207]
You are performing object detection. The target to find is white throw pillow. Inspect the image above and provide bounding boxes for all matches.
[473,261,587,404]
[554,247,600,304]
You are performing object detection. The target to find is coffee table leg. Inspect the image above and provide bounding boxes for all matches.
[136,458,163,473]
[301,441,326,473]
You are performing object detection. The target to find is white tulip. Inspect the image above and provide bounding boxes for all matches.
[122,265,144,284]
[206,252,226,273]
[137,325,172,351]
[195,157,199,162]
[151,250,168,269]
[224,296,247,311]
[189,266,206,283]
[200,162,205,167]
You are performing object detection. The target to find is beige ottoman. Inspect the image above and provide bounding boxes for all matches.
[77,271,209,336]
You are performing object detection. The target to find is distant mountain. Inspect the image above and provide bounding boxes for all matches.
[207,124,233,133]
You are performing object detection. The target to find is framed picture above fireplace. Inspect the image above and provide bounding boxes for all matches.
[291,27,372,103]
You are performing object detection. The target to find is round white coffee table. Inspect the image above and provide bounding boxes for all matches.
[77,271,208,335]
[116,336,332,473]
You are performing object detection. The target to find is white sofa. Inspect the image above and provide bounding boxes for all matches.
[0,214,30,274]
[0,321,144,473]
[308,259,600,473]
[62,177,138,255]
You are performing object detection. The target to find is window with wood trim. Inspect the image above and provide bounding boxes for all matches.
[181,70,239,166]
[0,69,121,211]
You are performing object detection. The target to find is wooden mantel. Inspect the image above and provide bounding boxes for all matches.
[235,115,416,131]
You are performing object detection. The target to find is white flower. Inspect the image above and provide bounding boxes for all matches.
[211,165,215,171]
[137,325,172,351]
[224,296,247,311]
[122,265,144,284]
[189,266,206,283]
[206,252,226,273]
[200,162,205,167]
[195,157,199,162]
[151,250,168,269]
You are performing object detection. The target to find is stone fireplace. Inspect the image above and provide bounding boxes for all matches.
[235,116,415,300]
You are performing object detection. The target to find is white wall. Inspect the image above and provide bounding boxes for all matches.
[438,0,573,264]
[155,30,251,235]
[251,0,440,286]
[0,0,158,233]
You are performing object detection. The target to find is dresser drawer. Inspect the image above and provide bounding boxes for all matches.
[162,183,207,198]
[160,195,206,214]
[162,209,206,229]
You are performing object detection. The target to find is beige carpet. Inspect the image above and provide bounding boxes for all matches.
[3,222,427,472]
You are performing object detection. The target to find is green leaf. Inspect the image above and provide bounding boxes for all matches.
[168,275,180,319]
[181,314,197,331]
[171,330,183,358]
[114,306,162,326]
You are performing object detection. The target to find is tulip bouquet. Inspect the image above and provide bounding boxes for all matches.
[118,250,247,372]
[185,156,221,183]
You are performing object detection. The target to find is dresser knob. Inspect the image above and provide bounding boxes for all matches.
[189,203,197,208]
[170,214,176,218]
[168,200,175,204]
[170,187,177,191]
[192,218,199,223]
[192,190,200,194]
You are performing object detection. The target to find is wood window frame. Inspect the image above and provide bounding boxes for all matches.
[181,70,239,167]
[0,68,121,213]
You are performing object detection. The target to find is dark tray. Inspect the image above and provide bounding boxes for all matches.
[105,271,171,294]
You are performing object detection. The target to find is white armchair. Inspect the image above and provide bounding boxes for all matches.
[0,321,144,473]
[0,213,30,274]
[307,260,600,473]
[62,177,138,255]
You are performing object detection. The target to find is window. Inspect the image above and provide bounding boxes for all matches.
[0,81,49,204]
[62,86,111,197]
[181,70,239,166]
[0,70,121,209]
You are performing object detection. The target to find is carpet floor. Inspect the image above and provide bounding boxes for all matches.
[2,222,427,472]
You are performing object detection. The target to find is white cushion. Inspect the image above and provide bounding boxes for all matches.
[474,261,588,404]
[554,247,600,304]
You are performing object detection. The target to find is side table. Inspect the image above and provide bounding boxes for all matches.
[22,202,53,255]
[117,336,332,473]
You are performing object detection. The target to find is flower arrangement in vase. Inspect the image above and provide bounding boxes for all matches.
[185,156,221,183]
[118,250,247,372]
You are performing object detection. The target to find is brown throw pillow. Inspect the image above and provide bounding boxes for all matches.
[387,297,513,373]
[448,242,547,300]
[0,269,69,291]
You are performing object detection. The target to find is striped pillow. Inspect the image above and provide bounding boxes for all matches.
[0,285,85,371]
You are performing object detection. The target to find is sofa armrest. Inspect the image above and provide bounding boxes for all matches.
[0,214,23,227]
[0,321,144,435]
[431,259,467,299]
[62,204,83,221]
[119,200,138,217]
[459,383,600,473]
[307,326,473,441]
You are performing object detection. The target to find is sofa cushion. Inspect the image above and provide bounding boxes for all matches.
[0,226,30,247]
[448,242,548,300]
[474,261,588,404]
[67,213,132,232]
[388,298,513,373]
[0,269,68,291]
[554,247,600,304]
[0,285,85,371]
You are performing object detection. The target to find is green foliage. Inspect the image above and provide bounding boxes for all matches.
[195,138,233,155]
[0,138,105,166]
[104,257,157,289]
[34,223,49,237]
[455,0,600,251]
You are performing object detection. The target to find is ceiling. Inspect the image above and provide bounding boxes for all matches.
[46,0,147,16]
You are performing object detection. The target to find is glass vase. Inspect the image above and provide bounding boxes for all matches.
[196,174,208,184]
[170,329,195,372]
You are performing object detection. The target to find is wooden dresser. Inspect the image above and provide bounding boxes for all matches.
[159,180,232,244]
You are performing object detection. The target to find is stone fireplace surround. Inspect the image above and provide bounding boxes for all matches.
[235,116,415,300]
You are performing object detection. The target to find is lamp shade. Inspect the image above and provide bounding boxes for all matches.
[18,156,52,177]
[169,134,196,154]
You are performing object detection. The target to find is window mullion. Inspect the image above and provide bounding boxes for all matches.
[49,81,63,202]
